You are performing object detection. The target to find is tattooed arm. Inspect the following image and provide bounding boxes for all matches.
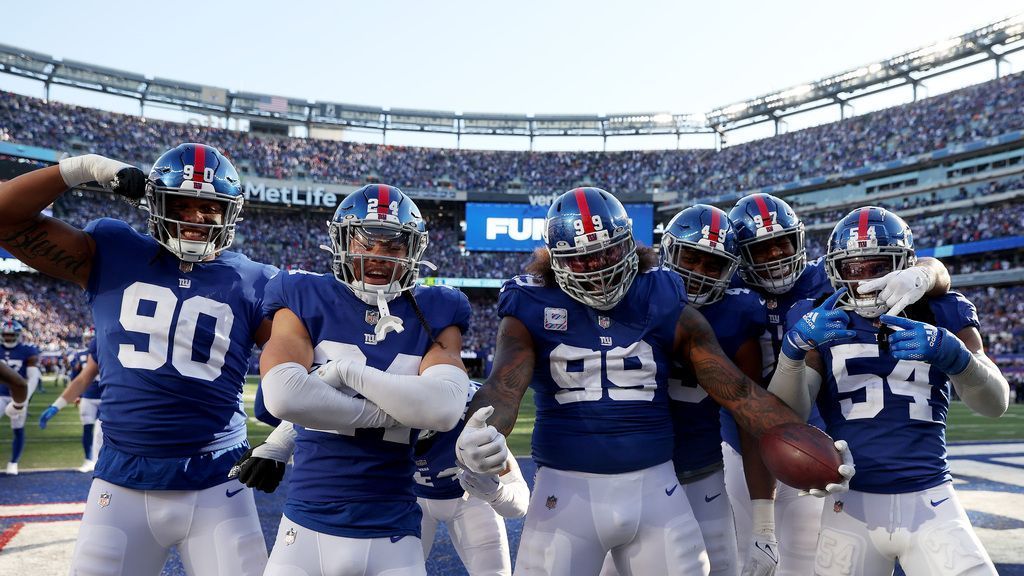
[466,315,536,437]
[675,306,801,437]
[0,166,95,287]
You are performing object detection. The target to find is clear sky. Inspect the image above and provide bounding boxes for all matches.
[1,0,1022,150]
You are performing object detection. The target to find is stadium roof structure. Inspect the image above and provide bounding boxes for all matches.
[1,13,1022,141]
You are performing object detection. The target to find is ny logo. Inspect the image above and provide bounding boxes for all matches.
[600,336,613,347]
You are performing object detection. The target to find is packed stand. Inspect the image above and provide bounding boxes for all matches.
[2,69,1024,198]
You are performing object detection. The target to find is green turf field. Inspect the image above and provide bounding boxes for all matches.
[2,376,1020,469]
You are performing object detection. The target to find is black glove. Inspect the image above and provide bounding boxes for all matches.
[227,443,286,493]
[111,167,147,206]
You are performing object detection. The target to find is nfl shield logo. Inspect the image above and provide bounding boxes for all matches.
[766,298,778,310]
[545,495,558,510]
[598,316,611,329]
[365,309,380,325]
[98,492,111,508]
[833,501,844,513]
[284,527,297,545]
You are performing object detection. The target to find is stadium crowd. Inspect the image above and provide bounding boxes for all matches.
[2,67,1024,198]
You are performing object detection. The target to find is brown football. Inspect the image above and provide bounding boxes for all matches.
[759,423,843,491]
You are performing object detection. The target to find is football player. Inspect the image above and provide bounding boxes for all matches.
[235,381,530,575]
[0,350,29,469]
[41,327,102,471]
[258,184,473,576]
[722,193,951,576]
[768,206,1005,575]
[0,145,275,575]
[0,319,40,475]
[457,188,833,576]
[40,327,104,472]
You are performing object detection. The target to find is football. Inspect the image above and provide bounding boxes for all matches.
[759,422,844,491]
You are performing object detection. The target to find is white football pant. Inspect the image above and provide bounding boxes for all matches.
[515,460,709,576]
[265,514,425,576]
[419,495,512,575]
[70,477,267,576]
[816,482,996,576]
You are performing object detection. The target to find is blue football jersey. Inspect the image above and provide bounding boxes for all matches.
[264,270,471,539]
[722,258,829,450]
[412,382,480,500]
[498,268,686,475]
[797,292,980,494]
[76,339,102,400]
[671,288,766,475]
[83,218,276,489]
[67,347,90,380]
[0,342,39,396]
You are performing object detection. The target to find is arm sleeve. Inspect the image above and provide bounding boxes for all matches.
[766,354,820,421]
[342,363,470,432]
[950,352,1010,418]
[252,420,297,463]
[261,362,399,431]
[26,365,41,398]
[488,454,531,518]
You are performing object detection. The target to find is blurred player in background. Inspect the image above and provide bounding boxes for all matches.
[258,184,472,576]
[0,144,276,575]
[722,193,951,575]
[40,327,104,472]
[458,188,824,576]
[1,319,39,475]
[0,354,29,467]
[769,206,1005,575]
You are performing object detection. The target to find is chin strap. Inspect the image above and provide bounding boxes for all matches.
[374,289,404,341]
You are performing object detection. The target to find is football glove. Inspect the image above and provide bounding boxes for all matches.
[782,289,856,360]
[857,266,935,317]
[455,406,508,475]
[879,314,971,374]
[228,443,286,493]
[799,440,856,498]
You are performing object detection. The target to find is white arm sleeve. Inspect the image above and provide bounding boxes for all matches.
[489,454,531,518]
[950,353,1010,418]
[26,366,41,398]
[767,355,821,421]
[252,420,296,463]
[341,362,470,432]
[261,363,398,431]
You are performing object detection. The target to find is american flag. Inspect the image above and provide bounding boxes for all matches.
[258,95,289,113]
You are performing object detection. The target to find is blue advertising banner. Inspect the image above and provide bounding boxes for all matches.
[465,202,654,252]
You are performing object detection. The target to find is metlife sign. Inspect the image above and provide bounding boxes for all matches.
[465,203,653,252]
[242,178,463,209]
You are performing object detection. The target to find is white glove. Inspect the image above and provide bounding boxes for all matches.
[316,358,361,393]
[800,440,856,497]
[455,406,508,475]
[58,154,134,189]
[4,401,26,420]
[458,468,501,501]
[857,267,935,316]
[742,533,779,576]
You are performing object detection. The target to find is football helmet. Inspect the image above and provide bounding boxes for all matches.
[544,187,638,310]
[146,143,244,262]
[729,193,806,294]
[826,206,915,318]
[1,320,23,349]
[328,184,428,302]
[660,204,740,307]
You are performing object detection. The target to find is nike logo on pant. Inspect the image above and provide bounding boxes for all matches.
[705,493,721,503]
[225,487,245,498]
[665,485,678,496]
[930,497,950,507]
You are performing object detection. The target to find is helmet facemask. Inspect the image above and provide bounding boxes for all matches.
[146,184,244,263]
[1,322,21,349]
[827,249,914,318]
[548,229,639,310]
[662,239,739,307]
[329,218,428,302]
[737,227,807,294]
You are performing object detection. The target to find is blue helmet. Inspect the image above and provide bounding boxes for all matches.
[328,184,428,302]
[544,187,638,310]
[82,326,95,347]
[1,320,23,349]
[728,193,806,294]
[660,204,740,307]
[826,206,915,318]
[146,143,244,262]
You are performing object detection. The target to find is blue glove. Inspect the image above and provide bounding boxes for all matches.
[39,406,59,429]
[782,289,857,360]
[879,314,971,374]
